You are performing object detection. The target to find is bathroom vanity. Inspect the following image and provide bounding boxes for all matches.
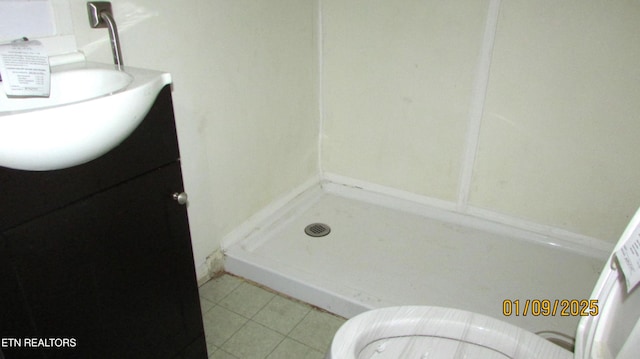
[0,87,207,358]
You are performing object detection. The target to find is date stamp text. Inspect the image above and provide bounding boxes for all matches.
[502,299,598,317]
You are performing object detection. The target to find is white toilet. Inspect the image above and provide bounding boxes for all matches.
[326,208,640,358]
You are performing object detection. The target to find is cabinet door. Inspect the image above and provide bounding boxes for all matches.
[3,163,205,359]
[0,234,45,359]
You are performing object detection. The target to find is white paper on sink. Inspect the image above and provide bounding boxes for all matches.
[0,40,50,97]
[616,223,640,293]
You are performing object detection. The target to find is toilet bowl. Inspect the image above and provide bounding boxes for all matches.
[326,208,640,359]
[327,306,571,358]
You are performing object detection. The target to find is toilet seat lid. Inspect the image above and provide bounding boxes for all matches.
[575,207,640,358]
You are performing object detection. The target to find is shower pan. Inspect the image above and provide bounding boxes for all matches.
[224,179,607,338]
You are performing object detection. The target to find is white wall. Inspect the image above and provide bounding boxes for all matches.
[67,0,319,279]
[322,0,640,242]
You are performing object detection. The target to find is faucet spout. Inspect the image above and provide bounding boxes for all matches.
[100,11,124,68]
[87,2,124,69]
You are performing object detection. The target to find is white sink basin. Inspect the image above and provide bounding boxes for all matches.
[0,61,172,171]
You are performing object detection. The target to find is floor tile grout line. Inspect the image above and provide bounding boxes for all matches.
[248,291,278,321]
[293,309,313,333]
[284,335,323,356]
[264,327,288,359]
[263,332,325,359]
[213,347,239,359]
[223,274,318,335]
[202,279,278,355]
[212,303,251,351]
[216,281,276,320]
[291,311,312,337]
[198,273,243,307]
[201,273,345,357]
[219,276,245,304]
[228,319,287,359]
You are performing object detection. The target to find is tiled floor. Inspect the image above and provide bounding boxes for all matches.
[199,273,345,359]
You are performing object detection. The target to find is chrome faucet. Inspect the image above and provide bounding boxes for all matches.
[87,2,124,68]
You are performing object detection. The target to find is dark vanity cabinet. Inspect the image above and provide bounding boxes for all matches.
[0,87,207,358]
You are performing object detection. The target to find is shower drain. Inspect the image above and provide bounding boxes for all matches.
[304,223,331,237]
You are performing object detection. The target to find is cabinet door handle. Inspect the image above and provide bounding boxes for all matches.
[172,192,188,205]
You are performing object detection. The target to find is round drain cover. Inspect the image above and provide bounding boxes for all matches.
[304,223,331,237]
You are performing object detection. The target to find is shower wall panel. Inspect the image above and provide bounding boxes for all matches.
[321,0,489,201]
[471,1,640,240]
[321,0,640,242]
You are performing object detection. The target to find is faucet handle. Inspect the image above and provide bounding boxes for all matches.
[87,2,113,28]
